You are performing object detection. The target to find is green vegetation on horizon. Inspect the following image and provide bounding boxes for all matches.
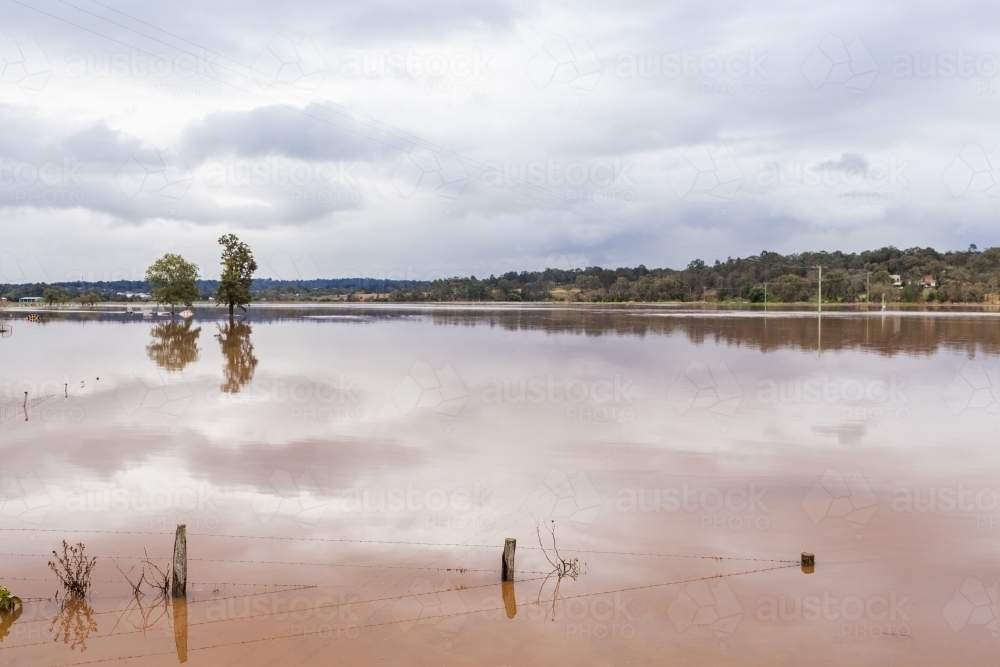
[382,245,1000,304]
[4,245,1000,305]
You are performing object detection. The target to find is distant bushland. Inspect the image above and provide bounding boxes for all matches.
[3,245,999,304]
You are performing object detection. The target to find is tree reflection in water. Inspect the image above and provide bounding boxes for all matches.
[0,606,23,643]
[146,320,202,371]
[49,598,97,651]
[215,319,258,393]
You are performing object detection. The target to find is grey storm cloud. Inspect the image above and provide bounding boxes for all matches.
[180,104,398,164]
[2,0,1000,277]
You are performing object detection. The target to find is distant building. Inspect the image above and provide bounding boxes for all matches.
[890,275,903,287]
[19,296,43,303]
[919,275,938,288]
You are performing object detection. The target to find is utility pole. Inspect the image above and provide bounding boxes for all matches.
[866,271,870,311]
[816,266,823,313]
[764,282,767,311]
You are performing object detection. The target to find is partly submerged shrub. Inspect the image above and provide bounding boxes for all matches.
[48,541,97,599]
[0,585,22,613]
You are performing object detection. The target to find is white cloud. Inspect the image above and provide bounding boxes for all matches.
[1,0,998,275]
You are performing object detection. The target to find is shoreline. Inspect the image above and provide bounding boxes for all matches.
[6,301,1000,316]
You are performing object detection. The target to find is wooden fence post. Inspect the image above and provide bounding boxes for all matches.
[801,551,815,574]
[172,524,187,597]
[501,538,515,581]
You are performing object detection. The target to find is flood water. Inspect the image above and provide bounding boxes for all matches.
[1,305,998,665]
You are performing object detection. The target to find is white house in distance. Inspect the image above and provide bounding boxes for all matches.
[18,296,43,303]
[919,275,938,288]
[890,275,903,287]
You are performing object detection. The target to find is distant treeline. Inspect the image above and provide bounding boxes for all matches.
[383,245,1000,304]
[0,278,430,303]
[3,246,1000,304]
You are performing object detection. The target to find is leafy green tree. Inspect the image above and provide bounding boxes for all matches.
[746,285,767,303]
[145,254,200,316]
[42,287,66,308]
[78,292,101,307]
[901,283,923,303]
[214,234,258,320]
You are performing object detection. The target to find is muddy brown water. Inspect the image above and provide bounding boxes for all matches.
[0,306,997,665]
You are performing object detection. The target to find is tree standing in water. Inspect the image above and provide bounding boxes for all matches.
[214,234,257,321]
[145,254,200,316]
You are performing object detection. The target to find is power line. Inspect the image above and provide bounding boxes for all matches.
[0,528,796,563]
[40,564,797,666]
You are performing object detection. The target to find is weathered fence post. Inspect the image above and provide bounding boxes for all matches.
[501,538,515,581]
[801,551,815,574]
[172,524,187,597]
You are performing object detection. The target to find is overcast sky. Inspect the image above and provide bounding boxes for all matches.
[2,0,1000,281]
